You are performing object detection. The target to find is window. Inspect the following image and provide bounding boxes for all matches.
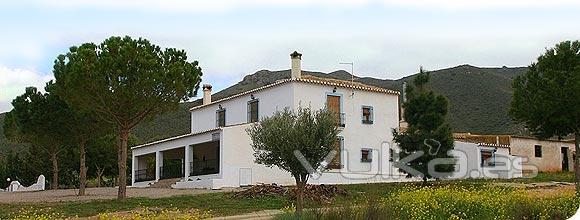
[534,145,542,157]
[211,133,220,141]
[480,150,495,167]
[247,99,259,123]
[361,148,372,162]
[362,106,374,124]
[329,137,344,169]
[216,108,226,127]
[389,148,395,162]
[326,95,344,127]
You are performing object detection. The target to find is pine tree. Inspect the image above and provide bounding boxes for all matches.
[510,41,580,193]
[393,68,455,182]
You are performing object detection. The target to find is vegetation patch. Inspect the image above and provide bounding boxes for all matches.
[96,207,212,220]
[275,184,579,220]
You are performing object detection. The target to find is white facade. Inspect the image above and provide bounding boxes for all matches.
[131,71,406,188]
[191,82,294,133]
[450,141,523,179]
[130,53,525,189]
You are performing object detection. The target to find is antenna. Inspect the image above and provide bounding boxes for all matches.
[339,62,354,96]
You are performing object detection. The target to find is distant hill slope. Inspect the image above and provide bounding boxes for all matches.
[0,64,528,153]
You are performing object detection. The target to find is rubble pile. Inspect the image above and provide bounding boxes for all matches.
[233,184,347,204]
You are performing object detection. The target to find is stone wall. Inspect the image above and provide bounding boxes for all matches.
[509,137,575,172]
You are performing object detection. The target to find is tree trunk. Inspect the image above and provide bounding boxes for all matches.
[78,141,87,196]
[51,153,59,190]
[96,165,104,188]
[117,129,129,200]
[574,132,580,195]
[295,178,305,217]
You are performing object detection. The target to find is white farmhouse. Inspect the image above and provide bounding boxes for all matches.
[450,141,523,179]
[131,51,406,189]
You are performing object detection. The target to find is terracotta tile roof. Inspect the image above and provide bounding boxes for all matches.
[298,75,399,95]
[510,135,575,143]
[190,76,399,111]
[453,133,511,146]
[453,133,575,146]
[477,142,510,148]
[131,127,221,149]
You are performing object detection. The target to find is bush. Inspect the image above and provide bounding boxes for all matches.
[97,207,212,220]
[383,184,579,219]
[9,207,65,220]
[275,184,580,220]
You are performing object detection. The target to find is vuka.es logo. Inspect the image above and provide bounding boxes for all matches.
[292,139,443,179]
[293,149,337,179]
[291,139,530,180]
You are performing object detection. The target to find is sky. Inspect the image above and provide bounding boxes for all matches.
[1,0,579,113]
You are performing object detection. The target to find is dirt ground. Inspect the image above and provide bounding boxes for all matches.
[0,187,239,204]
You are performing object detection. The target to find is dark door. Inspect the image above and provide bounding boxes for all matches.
[561,147,569,171]
[326,95,342,126]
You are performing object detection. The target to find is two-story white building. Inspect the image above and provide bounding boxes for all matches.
[131,51,406,189]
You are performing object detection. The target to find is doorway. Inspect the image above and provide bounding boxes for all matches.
[561,147,569,171]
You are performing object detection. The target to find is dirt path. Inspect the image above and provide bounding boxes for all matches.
[0,187,239,204]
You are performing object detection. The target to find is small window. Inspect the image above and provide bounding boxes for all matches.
[329,137,344,169]
[480,150,495,167]
[362,106,373,124]
[216,108,226,127]
[211,133,220,141]
[534,145,542,157]
[247,99,259,123]
[361,148,372,162]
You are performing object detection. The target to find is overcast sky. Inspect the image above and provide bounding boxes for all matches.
[1,0,579,113]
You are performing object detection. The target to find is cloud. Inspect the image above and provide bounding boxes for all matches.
[27,0,580,12]
[0,66,53,113]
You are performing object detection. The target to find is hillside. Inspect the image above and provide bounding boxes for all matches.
[0,64,529,152]
[372,65,528,134]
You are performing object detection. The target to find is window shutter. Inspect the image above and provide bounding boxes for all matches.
[216,109,226,127]
[327,95,342,126]
[329,137,343,169]
[252,100,258,122]
[216,110,219,127]
[247,100,259,123]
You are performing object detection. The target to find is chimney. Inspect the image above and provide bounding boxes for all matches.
[399,81,408,132]
[290,51,302,79]
[203,84,212,105]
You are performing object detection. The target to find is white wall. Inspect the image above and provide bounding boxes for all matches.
[219,124,295,187]
[292,82,401,179]
[450,141,522,179]
[170,80,404,188]
[191,84,294,133]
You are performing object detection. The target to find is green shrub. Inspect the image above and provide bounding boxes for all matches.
[97,207,212,220]
[9,207,66,220]
[383,184,579,220]
[275,184,579,220]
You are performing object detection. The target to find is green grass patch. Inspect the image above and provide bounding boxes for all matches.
[0,172,576,219]
[276,184,579,220]
[0,192,289,219]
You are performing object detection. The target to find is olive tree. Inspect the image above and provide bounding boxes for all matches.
[246,107,339,216]
[52,36,202,199]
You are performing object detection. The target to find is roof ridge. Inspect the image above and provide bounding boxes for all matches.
[189,77,399,111]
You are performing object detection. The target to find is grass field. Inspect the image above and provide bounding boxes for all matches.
[0,172,577,219]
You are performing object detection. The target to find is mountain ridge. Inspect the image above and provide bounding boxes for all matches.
[0,64,528,154]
